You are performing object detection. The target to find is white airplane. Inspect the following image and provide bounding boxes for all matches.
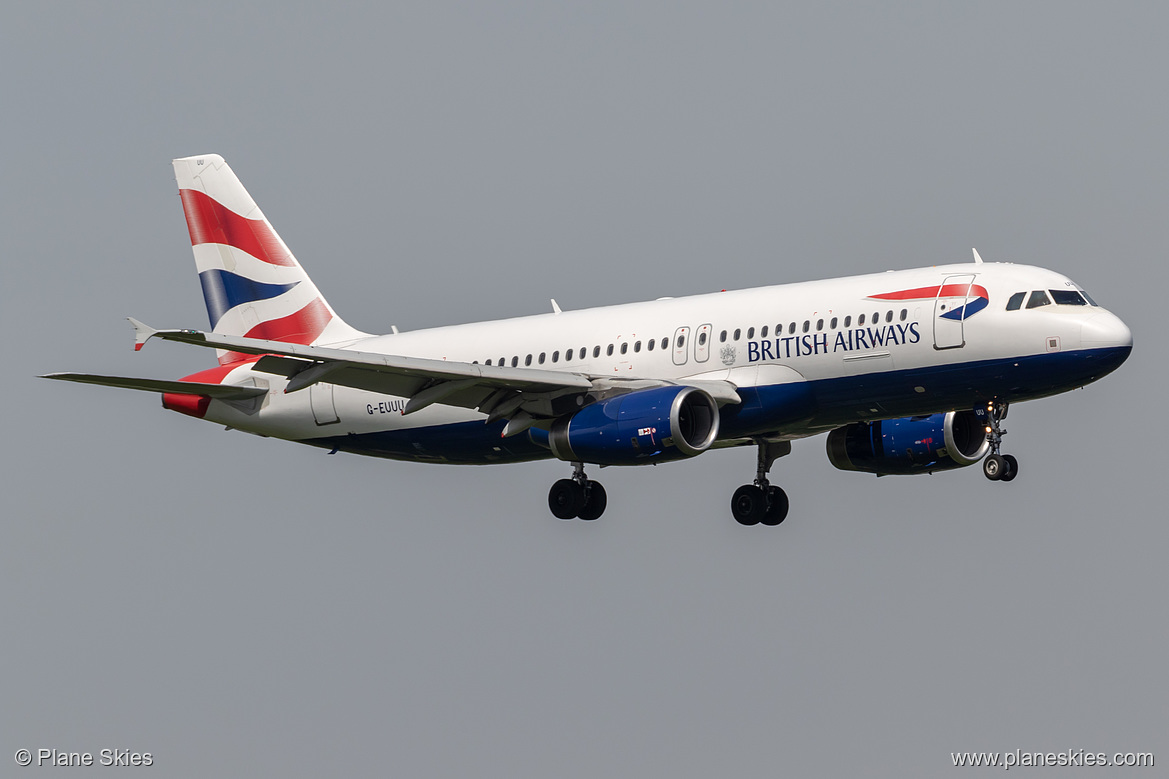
[44,154,1133,525]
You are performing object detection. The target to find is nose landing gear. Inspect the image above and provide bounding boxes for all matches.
[980,401,1018,482]
[730,440,791,526]
[548,462,607,520]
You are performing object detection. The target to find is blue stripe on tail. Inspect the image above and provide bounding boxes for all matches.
[198,270,299,328]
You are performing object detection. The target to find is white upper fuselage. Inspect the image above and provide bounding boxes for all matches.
[201,261,1131,460]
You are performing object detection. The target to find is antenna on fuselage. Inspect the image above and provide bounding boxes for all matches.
[972,248,984,264]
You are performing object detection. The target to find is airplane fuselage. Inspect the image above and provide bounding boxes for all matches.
[188,261,1131,465]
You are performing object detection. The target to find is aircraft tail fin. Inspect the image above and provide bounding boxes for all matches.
[172,154,368,365]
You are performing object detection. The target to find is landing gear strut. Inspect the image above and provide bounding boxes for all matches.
[981,401,1018,482]
[731,440,791,526]
[548,462,607,520]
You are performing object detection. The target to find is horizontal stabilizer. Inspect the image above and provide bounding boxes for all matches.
[40,373,266,400]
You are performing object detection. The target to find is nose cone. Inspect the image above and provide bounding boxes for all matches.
[1081,310,1133,351]
[1077,311,1133,381]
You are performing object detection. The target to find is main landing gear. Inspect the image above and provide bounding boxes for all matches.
[980,400,1018,482]
[730,440,791,526]
[548,462,608,520]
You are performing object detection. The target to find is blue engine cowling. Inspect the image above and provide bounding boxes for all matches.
[825,410,989,475]
[536,385,720,466]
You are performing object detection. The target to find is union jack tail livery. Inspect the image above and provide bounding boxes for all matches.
[173,154,367,365]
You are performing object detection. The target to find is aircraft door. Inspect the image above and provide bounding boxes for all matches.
[310,382,340,425]
[933,274,974,350]
[672,326,690,366]
[694,324,712,363]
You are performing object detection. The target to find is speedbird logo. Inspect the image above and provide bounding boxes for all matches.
[869,283,990,320]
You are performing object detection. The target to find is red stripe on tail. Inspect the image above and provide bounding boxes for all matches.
[218,298,334,365]
[179,189,296,267]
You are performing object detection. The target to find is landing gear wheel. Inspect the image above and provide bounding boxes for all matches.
[983,454,1006,481]
[760,486,789,526]
[577,481,607,521]
[731,485,767,526]
[1001,454,1018,482]
[548,478,585,519]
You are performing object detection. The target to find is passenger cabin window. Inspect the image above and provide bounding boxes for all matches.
[900,309,907,321]
[485,358,492,365]
[620,343,628,354]
[747,327,755,339]
[885,310,893,323]
[647,339,655,351]
[1051,289,1087,306]
[830,317,837,329]
[761,325,769,338]
[538,352,546,364]
[844,316,851,327]
[524,354,532,366]
[788,323,796,335]
[1006,292,1026,311]
[593,346,601,358]
[802,320,810,333]
[634,340,642,352]
[1026,290,1052,309]
[816,319,824,331]
[511,356,519,367]
[661,337,669,350]
[733,328,741,341]
[858,314,866,326]
[719,330,727,342]
[606,344,614,356]
[552,351,559,363]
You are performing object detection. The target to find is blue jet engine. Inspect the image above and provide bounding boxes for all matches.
[825,410,989,476]
[540,385,720,466]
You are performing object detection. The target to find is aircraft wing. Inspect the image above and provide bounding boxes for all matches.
[130,320,741,435]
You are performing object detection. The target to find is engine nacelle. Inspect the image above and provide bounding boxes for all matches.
[825,410,989,476]
[542,385,720,466]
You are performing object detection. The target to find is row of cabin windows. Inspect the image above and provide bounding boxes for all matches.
[471,308,911,368]
[717,309,908,342]
[1005,289,1097,311]
[478,336,673,367]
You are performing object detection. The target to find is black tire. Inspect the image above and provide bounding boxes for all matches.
[548,479,584,519]
[731,484,766,526]
[760,486,789,526]
[577,481,607,521]
[983,453,1006,481]
[1001,454,1018,482]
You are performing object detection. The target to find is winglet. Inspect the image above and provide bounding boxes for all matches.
[551,299,562,315]
[127,317,158,351]
[972,248,984,264]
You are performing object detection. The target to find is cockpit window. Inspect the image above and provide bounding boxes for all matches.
[1006,292,1026,311]
[1050,289,1087,306]
[1080,290,1099,306]
[1025,290,1052,309]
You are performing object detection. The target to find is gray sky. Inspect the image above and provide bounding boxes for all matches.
[3,2,1165,776]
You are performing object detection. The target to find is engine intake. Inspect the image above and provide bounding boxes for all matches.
[544,385,720,465]
[826,410,989,476]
